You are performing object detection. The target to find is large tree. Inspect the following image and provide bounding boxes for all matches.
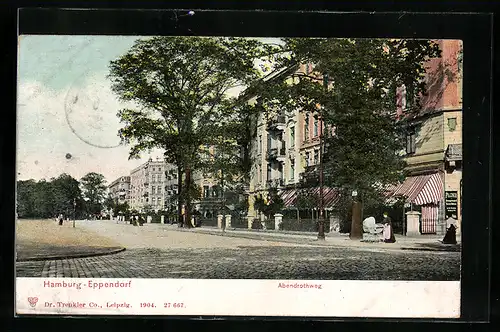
[16,179,37,218]
[51,173,83,217]
[80,172,107,215]
[108,36,278,228]
[17,175,85,219]
[254,38,441,239]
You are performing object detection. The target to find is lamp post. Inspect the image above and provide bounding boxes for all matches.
[317,72,328,240]
[350,189,363,240]
[73,198,76,228]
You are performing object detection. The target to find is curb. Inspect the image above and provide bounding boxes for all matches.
[16,247,126,262]
[170,228,460,252]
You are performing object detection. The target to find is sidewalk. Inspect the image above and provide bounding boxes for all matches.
[168,224,461,252]
[16,219,126,262]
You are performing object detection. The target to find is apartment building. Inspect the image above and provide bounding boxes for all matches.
[129,157,168,212]
[385,39,463,235]
[108,176,131,204]
[164,164,179,213]
[246,63,342,221]
[246,40,462,236]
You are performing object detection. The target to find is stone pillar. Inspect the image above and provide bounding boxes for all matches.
[147,215,152,223]
[406,211,421,236]
[161,215,165,224]
[329,215,340,233]
[274,213,283,230]
[247,217,253,229]
[217,214,223,229]
[225,214,232,229]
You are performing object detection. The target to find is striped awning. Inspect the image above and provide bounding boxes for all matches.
[385,173,444,205]
[279,187,342,209]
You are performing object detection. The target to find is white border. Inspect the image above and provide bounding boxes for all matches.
[16,278,460,317]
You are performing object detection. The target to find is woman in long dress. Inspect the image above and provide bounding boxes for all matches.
[382,213,396,243]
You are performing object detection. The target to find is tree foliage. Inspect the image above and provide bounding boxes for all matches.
[16,174,84,219]
[80,172,107,215]
[108,36,279,226]
[254,38,441,203]
[253,186,284,219]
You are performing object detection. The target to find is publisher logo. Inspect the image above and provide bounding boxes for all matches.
[28,297,38,307]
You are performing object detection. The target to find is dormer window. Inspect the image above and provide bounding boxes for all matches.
[406,127,416,154]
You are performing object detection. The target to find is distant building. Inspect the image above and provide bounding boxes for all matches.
[108,176,131,204]
[129,157,169,212]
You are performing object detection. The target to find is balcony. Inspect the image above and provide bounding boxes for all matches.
[266,148,278,161]
[266,178,285,188]
[267,115,286,132]
[277,147,286,163]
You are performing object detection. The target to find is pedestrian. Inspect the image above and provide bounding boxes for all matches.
[442,224,457,245]
[58,213,64,226]
[382,212,396,243]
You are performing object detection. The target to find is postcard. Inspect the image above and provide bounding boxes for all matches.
[15,29,462,317]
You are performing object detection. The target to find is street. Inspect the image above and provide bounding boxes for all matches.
[16,221,460,281]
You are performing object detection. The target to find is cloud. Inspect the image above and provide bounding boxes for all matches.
[17,73,162,183]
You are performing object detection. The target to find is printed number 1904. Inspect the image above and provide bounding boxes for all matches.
[164,303,184,308]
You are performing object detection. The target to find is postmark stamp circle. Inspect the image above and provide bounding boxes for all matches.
[64,73,122,149]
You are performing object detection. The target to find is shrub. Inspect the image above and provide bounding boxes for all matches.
[279,218,331,233]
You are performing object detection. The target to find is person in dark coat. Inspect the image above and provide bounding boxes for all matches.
[382,212,396,243]
[442,224,457,244]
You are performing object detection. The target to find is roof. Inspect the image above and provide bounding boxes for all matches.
[236,63,300,104]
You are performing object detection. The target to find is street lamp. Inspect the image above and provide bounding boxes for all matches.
[317,72,329,240]
[73,198,77,228]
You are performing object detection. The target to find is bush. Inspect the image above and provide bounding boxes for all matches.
[251,219,262,229]
[264,220,274,230]
[151,214,162,223]
[200,218,218,227]
[279,218,331,233]
[231,217,248,229]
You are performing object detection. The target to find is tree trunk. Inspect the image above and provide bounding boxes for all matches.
[350,200,363,240]
[177,166,183,226]
[185,166,192,229]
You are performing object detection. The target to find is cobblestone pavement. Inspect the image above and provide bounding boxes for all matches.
[16,245,460,280]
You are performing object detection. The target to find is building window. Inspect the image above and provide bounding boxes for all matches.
[404,83,415,111]
[314,149,319,165]
[204,185,210,198]
[314,118,318,137]
[267,163,272,181]
[305,152,310,167]
[448,117,457,131]
[157,186,161,193]
[152,198,156,205]
[304,115,309,141]
[278,163,283,184]
[406,127,416,154]
[152,186,156,194]
[290,159,295,180]
[290,126,295,147]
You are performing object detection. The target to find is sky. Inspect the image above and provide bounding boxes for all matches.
[16,35,283,184]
